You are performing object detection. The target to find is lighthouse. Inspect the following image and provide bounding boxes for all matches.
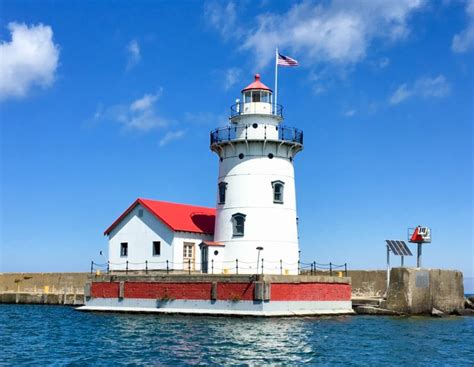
[209,74,303,275]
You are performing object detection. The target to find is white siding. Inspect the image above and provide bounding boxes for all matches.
[108,204,212,271]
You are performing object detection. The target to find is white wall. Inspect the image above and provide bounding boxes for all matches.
[108,204,211,271]
[212,114,302,274]
[173,232,213,272]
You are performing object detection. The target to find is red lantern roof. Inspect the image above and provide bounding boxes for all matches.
[104,198,216,236]
[241,74,272,93]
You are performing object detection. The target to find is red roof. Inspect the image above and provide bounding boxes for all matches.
[104,198,216,236]
[241,74,272,93]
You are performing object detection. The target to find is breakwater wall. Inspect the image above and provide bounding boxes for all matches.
[80,274,353,316]
[0,273,87,305]
[0,270,387,306]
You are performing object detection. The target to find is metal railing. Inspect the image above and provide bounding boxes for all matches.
[90,259,347,277]
[210,124,303,145]
[230,102,283,118]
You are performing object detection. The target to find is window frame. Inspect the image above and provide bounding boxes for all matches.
[218,182,227,205]
[232,213,246,237]
[272,180,285,204]
[120,242,128,257]
[152,241,161,256]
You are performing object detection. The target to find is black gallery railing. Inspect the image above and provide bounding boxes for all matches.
[90,259,347,277]
[210,124,303,145]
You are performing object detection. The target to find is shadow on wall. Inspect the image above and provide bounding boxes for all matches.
[191,213,215,234]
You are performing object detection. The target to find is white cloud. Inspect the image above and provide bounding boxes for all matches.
[452,0,474,53]
[0,22,60,100]
[343,109,356,117]
[159,130,186,146]
[130,91,161,111]
[389,75,451,105]
[212,0,425,69]
[93,90,168,131]
[204,1,239,40]
[126,40,141,70]
[224,67,242,90]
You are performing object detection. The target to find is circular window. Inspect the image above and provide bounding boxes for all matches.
[239,153,244,159]
[275,126,279,131]
[268,153,274,159]
[214,250,219,256]
[252,123,258,129]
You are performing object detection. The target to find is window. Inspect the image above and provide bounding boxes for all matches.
[153,241,161,256]
[252,91,261,102]
[272,181,285,204]
[183,243,194,258]
[138,209,143,217]
[232,213,246,236]
[218,182,227,204]
[261,92,270,103]
[120,242,128,257]
[244,92,251,103]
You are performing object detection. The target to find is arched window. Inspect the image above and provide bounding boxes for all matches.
[218,182,227,204]
[232,213,246,237]
[272,181,285,204]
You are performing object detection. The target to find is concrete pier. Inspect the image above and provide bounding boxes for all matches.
[0,272,87,306]
[79,273,353,316]
[385,268,465,315]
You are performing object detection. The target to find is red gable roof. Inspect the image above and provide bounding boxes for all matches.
[104,198,216,236]
[241,74,272,93]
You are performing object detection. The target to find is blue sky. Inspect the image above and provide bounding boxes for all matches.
[0,1,472,289]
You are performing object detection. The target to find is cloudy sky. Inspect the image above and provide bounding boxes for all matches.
[0,1,472,286]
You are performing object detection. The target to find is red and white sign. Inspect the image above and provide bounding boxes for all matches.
[409,226,432,243]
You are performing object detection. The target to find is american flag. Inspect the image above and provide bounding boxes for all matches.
[277,53,298,66]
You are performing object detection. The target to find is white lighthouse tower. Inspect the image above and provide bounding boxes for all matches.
[209,74,303,275]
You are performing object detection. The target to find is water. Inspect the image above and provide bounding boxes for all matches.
[1,305,473,366]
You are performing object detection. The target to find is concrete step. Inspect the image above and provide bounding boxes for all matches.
[351,297,383,307]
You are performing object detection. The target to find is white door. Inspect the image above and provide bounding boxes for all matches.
[183,242,195,271]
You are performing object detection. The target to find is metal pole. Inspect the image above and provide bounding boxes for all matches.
[212,259,214,274]
[401,255,404,267]
[313,261,316,274]
[188,259,191,275]
[107,261,110,274]
[417,243,422,268]
[90,261,93,274]
[261,258,264,274]
[145,260,148,274]
[386,245,390,292]
[310,263,313,275]
[236,259,238,275]
[166,260,169,274]
[274,48,278,113]
[329,262,332,276]
[344,263,347,277]
[298,260,300,275]
[126,260,128,274]
[280,259,283,275]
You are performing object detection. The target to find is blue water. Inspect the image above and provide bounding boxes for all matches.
[1,305,473,366]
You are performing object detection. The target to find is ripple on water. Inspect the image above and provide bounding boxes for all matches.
[0,305,473,366]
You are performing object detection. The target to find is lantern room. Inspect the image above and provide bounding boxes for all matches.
[231,74,282,122]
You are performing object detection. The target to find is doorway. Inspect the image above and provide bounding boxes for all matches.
[183,242,195,271]
[201,246,208,273]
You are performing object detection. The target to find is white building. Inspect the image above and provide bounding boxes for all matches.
[104,74,303,274]
[104,198,215,272]
[209,74,303,274]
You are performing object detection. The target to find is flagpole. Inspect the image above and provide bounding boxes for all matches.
[274,48,278,114]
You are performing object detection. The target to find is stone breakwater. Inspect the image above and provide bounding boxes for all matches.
[0,273,87,306]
